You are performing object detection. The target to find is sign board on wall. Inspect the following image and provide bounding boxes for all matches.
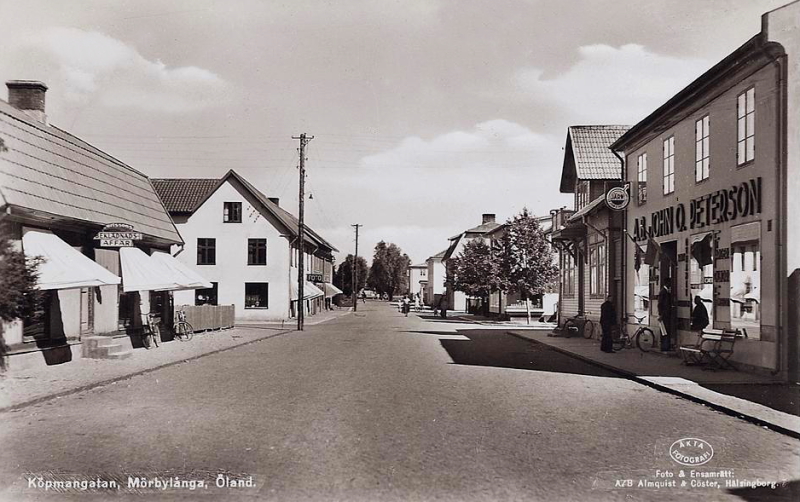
[94,223,142,247]
[307,273,323,282]
[605,183,630,211]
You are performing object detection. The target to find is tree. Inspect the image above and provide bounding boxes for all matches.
[499,208,558,324]
[333,254,368,297]
[367,241,411,300]
[0,227,41,324]
[449,239,505,314]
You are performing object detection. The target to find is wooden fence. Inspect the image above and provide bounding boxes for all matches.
[176,305,235,331]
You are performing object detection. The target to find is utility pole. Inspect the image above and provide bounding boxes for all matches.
[351,224,362,311]
[293,133,313,330]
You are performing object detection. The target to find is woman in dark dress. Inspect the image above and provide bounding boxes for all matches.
[691,295,709,332]
[600,296,616,353]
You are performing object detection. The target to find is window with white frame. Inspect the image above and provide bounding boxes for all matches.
[563,253,575,297]
[737,87,755,165]
[589,243,606,296]
[637,153,647,204]
[662,136,675,195]
[695,116,710,181]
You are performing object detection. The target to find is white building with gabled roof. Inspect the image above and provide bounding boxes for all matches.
[153,170,338,322]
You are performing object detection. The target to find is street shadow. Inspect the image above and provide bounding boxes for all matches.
[405,328,621,378]
[700,383,800,417]
[726,478,800,501]
[415,315,478,324]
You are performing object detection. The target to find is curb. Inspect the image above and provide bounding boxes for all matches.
[506,330,800,440]
[0,328,294,413]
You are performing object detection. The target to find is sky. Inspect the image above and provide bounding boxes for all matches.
[0,0,789,264]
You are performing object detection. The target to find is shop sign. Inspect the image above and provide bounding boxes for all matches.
[307,273,323,282]
[605,183,630,211]
[94,223,142,247]
[632,177,761,242]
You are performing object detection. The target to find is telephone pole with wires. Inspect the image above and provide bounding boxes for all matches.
[352,224,362,311]
[293,133,313,330]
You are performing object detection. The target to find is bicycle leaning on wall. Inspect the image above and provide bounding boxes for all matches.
[563,311,596,339]
[612,313,657,352]
[173,309,194,342]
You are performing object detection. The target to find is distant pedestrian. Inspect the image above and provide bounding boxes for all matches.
[361,291,367,304]
[599,296,616,353]
[691,295,709,332]
[401,295,411,316]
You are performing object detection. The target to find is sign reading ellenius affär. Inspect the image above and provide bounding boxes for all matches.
[632,177,761,242]
[605,183,630,211]
[94,223,143,248]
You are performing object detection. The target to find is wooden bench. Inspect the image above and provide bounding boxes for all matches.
[679,329,743,370]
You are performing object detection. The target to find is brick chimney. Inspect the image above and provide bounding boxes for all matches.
[6,80,48,124]
[482,213,496,224]
[268,197,279,206]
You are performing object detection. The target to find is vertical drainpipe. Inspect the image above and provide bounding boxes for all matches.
[772,51,787,377]
[612,148,627,325]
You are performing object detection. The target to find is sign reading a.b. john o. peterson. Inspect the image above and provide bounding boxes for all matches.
[94,223,142,247]
[632,177,762,242]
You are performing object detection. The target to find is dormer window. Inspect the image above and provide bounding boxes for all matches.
[223,202,242,223]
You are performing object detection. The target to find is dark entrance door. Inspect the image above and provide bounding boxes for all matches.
[659,241,678,350]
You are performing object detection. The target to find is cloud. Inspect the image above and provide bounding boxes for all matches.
[514,44,713,124]
[303,120,572,263]
[359,119,559,170]
[29,27,225,112]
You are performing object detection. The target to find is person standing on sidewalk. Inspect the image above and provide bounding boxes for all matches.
[691,295,709,332]
[599,296,616,353]
[657,284,673,351]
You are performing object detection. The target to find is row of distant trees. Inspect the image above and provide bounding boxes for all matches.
[333,241,411,301]
[448,208,558,323]
[332,209,557,315]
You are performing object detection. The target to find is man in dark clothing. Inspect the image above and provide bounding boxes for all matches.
[657,285,673,351]
[691,295,709,332]
[600,296,616,353]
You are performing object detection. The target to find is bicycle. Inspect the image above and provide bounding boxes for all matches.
[173,309,194,342]
[612,313,656,352]
[142,313,161,349]
[563,312,596,340]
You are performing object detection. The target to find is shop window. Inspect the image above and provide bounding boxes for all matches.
[197,238,216,265]
[689,233,714,328]
[637,153,647,204]
[22,290,51,342]
[737,87,755,165]
[118,291,139,331]
[245,282,269,309]
[730,222,760,339]
[247,238,267,265]
[195,282,218,306]
[662,136,675,195]
[223,202,242,223]
[695,115,710,182]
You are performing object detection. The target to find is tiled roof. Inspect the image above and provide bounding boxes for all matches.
[153,170,337,253]
[0,100,181,243]
[559,125,629,193]
[428,249,447,260]
[151,178,217,213]
[569,125,629,179]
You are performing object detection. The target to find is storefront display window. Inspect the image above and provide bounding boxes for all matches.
[730,222,760,339]
[690,232,714,328]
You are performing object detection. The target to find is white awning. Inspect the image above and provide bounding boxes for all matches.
[290,281,325,300]
[120,247,181,292]
[323,282,344,297]
[152,252,213,290]
[22,229,121,290]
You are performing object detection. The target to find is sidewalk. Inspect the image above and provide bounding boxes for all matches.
[0,325,294,412]
[508,329,800,438]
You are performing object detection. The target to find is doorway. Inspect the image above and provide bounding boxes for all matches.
[660,241,678,349]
